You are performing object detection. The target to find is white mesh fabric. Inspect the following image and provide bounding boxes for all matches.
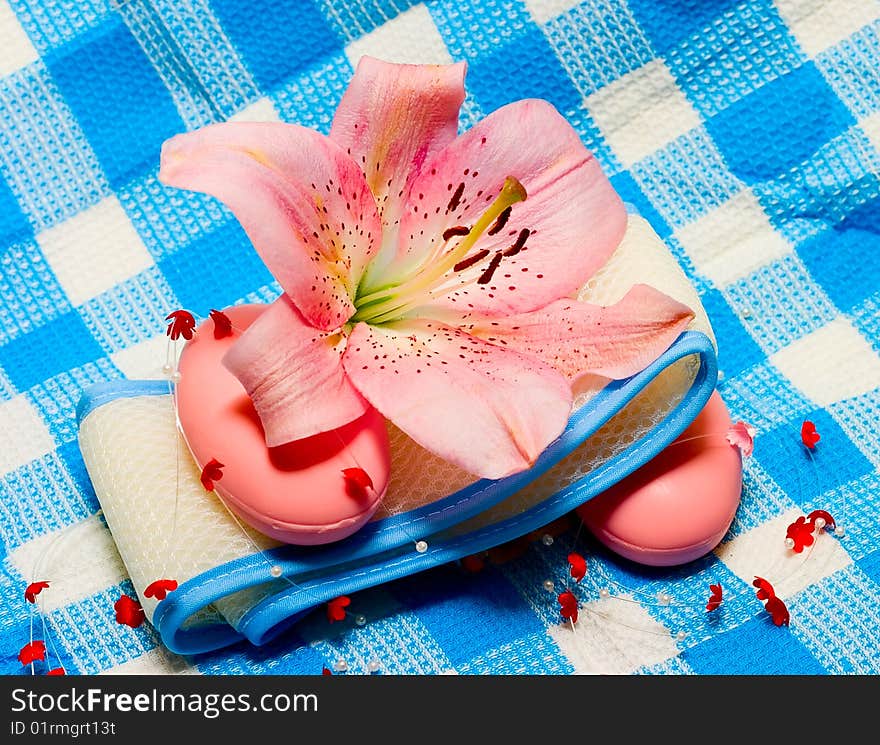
[77,213,714,633]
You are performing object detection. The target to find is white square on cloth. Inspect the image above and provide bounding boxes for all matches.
[548,595,678,674]
[523,0,581,25]
[345,3,453,68]
[230,97,281,122]
[770,317,880,407]
[37,196,154,307]
[715,508,852,598]
[676,189,793,287]
[774,0,878,58]
[0,395,55,477]
[0,1,37,76]
[110,334,171,379]
[585,59,702,167]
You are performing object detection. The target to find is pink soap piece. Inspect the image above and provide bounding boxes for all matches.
[577,391,742,566]
[176,304,391,545]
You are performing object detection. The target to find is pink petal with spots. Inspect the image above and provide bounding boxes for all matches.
[374,99,626,314]
[223,296,369,446]
[331,57,466,279]
[342,319,572,479]
[726,421,756,458]
[465,285,694,382]
[159,122,381,332]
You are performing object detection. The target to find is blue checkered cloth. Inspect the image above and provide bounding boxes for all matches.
[2,0,879,675]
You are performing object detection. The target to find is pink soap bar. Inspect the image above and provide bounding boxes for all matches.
[577,391,742,566]
[176,304,391,545]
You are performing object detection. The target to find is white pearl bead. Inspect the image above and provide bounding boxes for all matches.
[676,631,687,642]
[657,592,671,606]
[834,525,845,537]
[161,363,173,376]
[171,371,181,382]
[814,517,826,530]
[334,659,348,672]
[354,614,366,626]
[415,540,428,553]
[367,659,380,673]
[543,580,555,592]
[784,537,795,550]
[599,588,610,599]
[541,534,554,546]
[717,370,725,383]
[269,565,282,577]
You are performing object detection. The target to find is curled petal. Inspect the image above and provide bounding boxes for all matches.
[326,595,351,623]
[114,595,145,628]
[764,596,790,626]
[374,99,625,315]
[465,285,693,382]
[144,579,179,601]
[200,458,224,492]
[726,421,756,458]
[160,122,381,331]
[343,319,572,479]
[807,509,835,531]
[785,516,815,553]
[166,310,196,341]
[47,667,66,675]
[558,590,579,623]
[342,467,373,498]
[209,309,233,339]
[223,296,369,446]
[19,640,46,666]
[801,420,820,449]
[568,552,587,583]
[753,576,776,602]
[706,583,723,612]
[331,56,466,276]
[25,580,50,604]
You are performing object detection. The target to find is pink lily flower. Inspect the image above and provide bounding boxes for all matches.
[159,58,693,480]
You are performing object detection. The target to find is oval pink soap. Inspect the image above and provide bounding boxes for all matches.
[577,392,742,566]
[176,304,391,545]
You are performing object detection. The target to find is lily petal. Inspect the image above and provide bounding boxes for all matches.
[223,296,369,446]
[466,285,693,382]
[372,99,625,315]
[342,319,572,479]
[331,57,466,280]
[159,122,381,332]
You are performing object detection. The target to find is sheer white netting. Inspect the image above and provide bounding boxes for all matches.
[77,214,714,631]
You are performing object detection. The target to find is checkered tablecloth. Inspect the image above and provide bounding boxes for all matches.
[1,0,879,675]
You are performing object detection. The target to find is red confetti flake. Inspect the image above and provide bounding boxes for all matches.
[47,667,66,676]
[326,595,351,623]
[801,420,820,449]
[322,667,333,675]
[807,509,835,531]
[558,590,579,624]
[567,552,587,583]
[209,309,233,339]
[706,583,723,612]
[342,467,373,497]
[200,458,224,491]
[25,580,50,603]
[460,554,485,573]
[786,515,816,553]
[19,640,46,666]
[165,310,196,341]
[114,595,145,628]
[752,576,775,601]
[725,421,756,457]
[765,596,790,627]
[144,579,178,601]
[753,577,789,626]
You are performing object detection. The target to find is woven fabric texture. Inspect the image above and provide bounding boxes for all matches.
[1,0,879,675]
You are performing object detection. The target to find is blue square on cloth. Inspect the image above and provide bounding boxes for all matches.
[700,289,765,377]
[664,0,804,118]
[705,62,856,183]
[627,0,742,56]
[754,409,874,510]
[0,175,31,246]
[797,197,880,312]
[467,30,583,118]
[45,19,184,190]
[0,312,105,393]
[610,172,671,238]
[684,614,826,674]
[390,564,544,667]
[158,221,274,313]
[211,0,343,93]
